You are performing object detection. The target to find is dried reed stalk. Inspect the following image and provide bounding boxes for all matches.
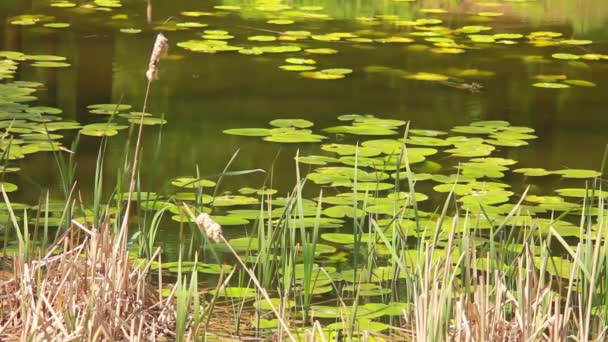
[194,213,223,243]
[145,33,168,82]
[120,33,168,240]
[0,222,173,340]
[186,205,296,341]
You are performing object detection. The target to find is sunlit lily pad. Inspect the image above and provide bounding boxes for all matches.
[564,80,596,87]
[295,155,338,165]
[560,39,592,46]
[176,22,208,28]
[44,23,70,29]
[532,82,570,89]
[406,72,449,81]
[171,177,216,188]
[31,61,70,68]
[264,131,326,143]
[88,103,132,114]
[118,28,140,34]
[321,144,382,157]
[209,287,256,298]
[284,58,315,66]
[267,19,294,25]
[321,233,371,244]
[468,35,495,43]
[554,169,601,179]
[128,117,167,125]
[80,123,127,137]
[533,256,573,279]
[324,125,397,136]
[269,119,313,128]
[213,195,259,206]
[223,128,272,136]
[229,237,259,251]
[555,188,608,198]
[305,48,338,55]
[513,168,552,177]
[280,65,315,71]
[213,216,249,226]
[323,205,365,218]
[0,182,18,192]
[301,71,344,80]
[552,53,580,60]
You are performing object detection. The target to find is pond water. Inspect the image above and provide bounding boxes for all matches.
[1,0,608,259]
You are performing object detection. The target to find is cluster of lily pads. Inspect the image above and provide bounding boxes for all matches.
[163,3,604,86]
[133,115,603,291]
[133,115,602,336]
[221,115,602,226]
[0,52,167,169]
[14,0,605,88]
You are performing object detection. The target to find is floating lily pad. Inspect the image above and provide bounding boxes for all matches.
[321,233,371,244]
[321,144,382,157]
[552,53,580,60]
[406,72,449,81]
[223,128,272,136]
[128,117,167,125]
[267,19,294,25]
[120,28,141,34]
[88,103,132,114]
[229,237,259,251]
[514,168,552,177]
[280,65,316,71]
[0,182,18,192]
[301,71,345,80]
[31,61,70,68]
[564,80,596,87]
[305,48,338,55]
[209,287,256,298]
[213,195,259,206]
[295,155,338,165]
[248,35,277,42]
[269,119,313,128]
[44,23,70,29]
[264,131,326,143]
[213,216,249,226]
[171,177,216,188]
[324,125,397,136]
[560,39,592,46]
[556,188,608,198]
[285,58,315,65]
[80,123,127,137]
[554,169,601,179]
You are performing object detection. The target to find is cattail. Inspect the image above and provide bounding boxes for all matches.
[145,33,169,82]
[195,213,223,243]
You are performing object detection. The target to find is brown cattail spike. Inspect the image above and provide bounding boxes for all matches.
[195,213,224,243]
[145,33,169,82]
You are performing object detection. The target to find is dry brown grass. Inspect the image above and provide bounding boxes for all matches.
[0,220,177,341]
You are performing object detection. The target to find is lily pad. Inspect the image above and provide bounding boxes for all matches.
[554,169,601,179]
[514,168,553,177]
[171,177,216,188]
[533,82,570,89]
[223,128,272,136]
[552,53,580,60]
[209,287,256,298]
[269,119,313,128]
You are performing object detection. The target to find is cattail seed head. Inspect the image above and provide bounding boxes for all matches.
[194,213,223,243]
[145,33,169,82]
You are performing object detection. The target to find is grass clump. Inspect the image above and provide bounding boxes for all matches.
[0,220,174,340]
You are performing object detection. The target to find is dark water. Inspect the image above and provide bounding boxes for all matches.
[1,0,608,254]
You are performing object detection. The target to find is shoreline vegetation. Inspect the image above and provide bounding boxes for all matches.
[1,171,608,340]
